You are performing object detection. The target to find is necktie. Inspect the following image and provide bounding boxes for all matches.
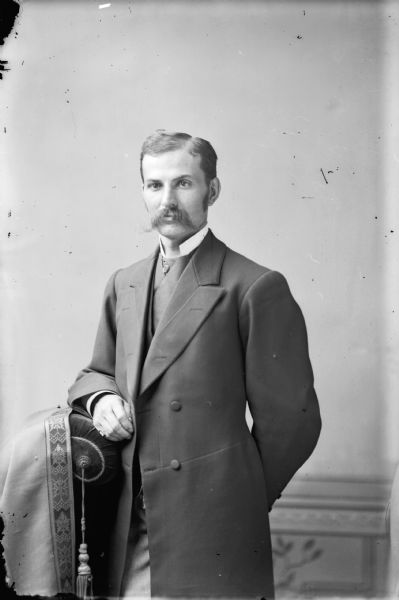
[152,254,191,332]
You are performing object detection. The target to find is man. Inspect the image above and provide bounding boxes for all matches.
[68,130,321,599]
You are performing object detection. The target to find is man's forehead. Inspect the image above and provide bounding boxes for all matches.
[142,148,202,179]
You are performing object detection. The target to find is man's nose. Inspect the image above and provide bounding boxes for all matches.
[160,185,177,208]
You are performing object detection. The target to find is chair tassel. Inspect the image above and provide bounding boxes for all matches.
[76,542,93,600]
[76,462,94,600]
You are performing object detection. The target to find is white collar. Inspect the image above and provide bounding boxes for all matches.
[159,225,209,258]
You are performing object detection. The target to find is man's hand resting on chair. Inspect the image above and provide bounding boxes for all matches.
[92,394,134,441]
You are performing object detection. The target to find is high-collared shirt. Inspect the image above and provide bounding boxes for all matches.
[159,224,209,258]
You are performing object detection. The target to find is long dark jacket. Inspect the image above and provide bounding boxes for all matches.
[68,231,321,598]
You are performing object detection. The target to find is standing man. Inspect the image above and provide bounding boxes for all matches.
[68,130,321,599]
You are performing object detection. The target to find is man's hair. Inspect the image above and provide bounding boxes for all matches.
[140,130,218,183]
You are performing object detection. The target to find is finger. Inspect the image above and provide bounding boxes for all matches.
[93,414,119,439]
[112,400,134,433]
[93,421,115,441]
[102,412,132,441]
[104,431,124,443]
[92,416,106,435]
[123,400,133,422]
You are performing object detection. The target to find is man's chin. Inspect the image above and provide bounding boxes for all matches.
[156,222,191,240]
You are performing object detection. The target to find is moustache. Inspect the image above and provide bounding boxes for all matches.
[152,208,193,228]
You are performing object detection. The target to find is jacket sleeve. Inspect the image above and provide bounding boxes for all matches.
[239,270,321,507]
[68,270,122,405]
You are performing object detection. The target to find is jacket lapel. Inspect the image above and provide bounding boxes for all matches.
[139,231,227,396]
[122,250,157,401]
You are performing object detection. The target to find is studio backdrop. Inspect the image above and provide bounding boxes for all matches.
[1,0,398,596]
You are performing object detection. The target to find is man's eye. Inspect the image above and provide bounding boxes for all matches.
[148,182,161,190]
[178,179,191,188]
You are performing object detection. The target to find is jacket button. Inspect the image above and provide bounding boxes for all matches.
[170,400,182,411]
[170,459,181,470]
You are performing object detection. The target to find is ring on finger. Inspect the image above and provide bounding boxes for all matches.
[96,425,106,437]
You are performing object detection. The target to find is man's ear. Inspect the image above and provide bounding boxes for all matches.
[208,177,221,206]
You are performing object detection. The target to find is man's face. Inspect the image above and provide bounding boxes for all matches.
[142,147,218,244]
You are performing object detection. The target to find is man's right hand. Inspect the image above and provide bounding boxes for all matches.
[92,394,134,442]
